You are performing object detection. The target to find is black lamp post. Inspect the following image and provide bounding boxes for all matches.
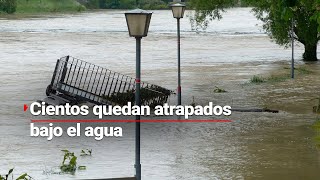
[291,17,295,79]
[125,9,152,180]
[170,2,186,105]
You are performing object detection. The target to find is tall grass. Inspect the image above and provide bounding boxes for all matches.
[249,66,312,84]
[250,75,266,83]
[313,120,320,149]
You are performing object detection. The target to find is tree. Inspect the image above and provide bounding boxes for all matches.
[0,0,17,14]
[189,0,320,61]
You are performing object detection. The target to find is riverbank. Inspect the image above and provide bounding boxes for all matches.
[2,0,168,15]
[14,0,85,14]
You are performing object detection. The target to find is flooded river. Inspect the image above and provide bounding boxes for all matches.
[0,8,320,179]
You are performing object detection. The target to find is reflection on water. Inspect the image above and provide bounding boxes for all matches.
[0,8,320,179]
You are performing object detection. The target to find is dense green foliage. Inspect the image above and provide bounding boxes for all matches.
[0,0,86,14]
[312,0,320,31]
[80,0,106,9]
[17,0,86,13]
[81,0,170,9]
[190,0,320,61]
[0,0,17,14]
[105,0,136,9]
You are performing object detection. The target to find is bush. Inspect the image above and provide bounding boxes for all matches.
[250,75,266,83]
[106,0,136,9]
[141,0,167,10]
[0,0,17,14]
[15,0,86,13]
[118,0,135,9]
[105,0,169,9]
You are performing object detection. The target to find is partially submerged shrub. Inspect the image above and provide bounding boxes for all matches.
[250,66,312,84]
[80,149,92,156]
[60,150,87,174]
[249,74,289,84]
[60,150,77,173]
[266,74,290,82]
[0,168,33,180]
[213,86,227,93]
[250,75,266,83]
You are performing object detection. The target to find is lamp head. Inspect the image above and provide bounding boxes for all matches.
[170,3,186,19]
[125,9,152,37]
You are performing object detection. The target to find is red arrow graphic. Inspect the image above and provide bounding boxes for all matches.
[24,104,28,112]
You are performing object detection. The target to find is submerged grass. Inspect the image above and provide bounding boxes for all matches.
[249,66,312,84]
[313,120,320,149]
[250,75,266,83]
[267,74,291,82]
[283,66,313,74]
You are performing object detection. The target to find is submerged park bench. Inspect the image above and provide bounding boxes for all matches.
[43,56,173,106]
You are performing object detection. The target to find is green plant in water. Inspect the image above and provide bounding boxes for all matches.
[313,120,320,149]
[213,86,227,93]
[296,67,312,74]
[0,168,13,180]
[60,150,77,173]
[60,150,87,174]
[80,149,92,156]
[249,73,292,84]
[0,168,33,180]
[283,66,313,74]
[250,75,266,83]
[15,173,32,180]
[60,149,89,173]
[266,74,290,82]
[250,66,312,85]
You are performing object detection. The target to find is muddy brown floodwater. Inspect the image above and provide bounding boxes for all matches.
[0,8,320,179]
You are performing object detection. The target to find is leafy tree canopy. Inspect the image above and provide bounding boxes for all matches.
[189,0,320,61]
[0,0,17,14]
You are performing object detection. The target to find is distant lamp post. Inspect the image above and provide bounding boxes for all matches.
[291,17,295,79]
[170,2,186,105]
[125,9,152,180]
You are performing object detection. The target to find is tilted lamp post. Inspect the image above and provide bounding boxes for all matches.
[170,2,186,105]
[125,9,152,180]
